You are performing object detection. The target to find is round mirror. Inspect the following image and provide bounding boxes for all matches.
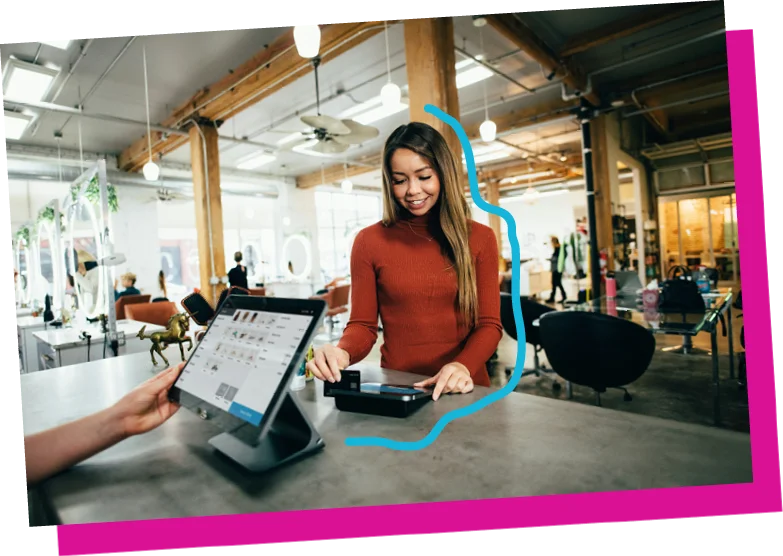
[15,236,31,306]
[281,234,312,281]
[67,198,106,319]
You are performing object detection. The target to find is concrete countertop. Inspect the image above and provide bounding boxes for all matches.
[20,350,752,526]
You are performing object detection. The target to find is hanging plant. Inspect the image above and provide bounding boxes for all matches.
[36,206,67,233]
[15,225,30,247]
[70,175,119,213]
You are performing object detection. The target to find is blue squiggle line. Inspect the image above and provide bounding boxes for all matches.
[344,104,527,451]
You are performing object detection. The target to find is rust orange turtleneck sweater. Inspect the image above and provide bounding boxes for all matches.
[336,210,502,387]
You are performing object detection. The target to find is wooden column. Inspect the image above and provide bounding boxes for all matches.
[189,123,227,306]
[484,180,503,254]
[403,18,462,159]
[589,115,615,273]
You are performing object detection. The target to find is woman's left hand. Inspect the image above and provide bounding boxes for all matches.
[414,362,474,401]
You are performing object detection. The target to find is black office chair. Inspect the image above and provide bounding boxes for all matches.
[538,311,655,406]
[499,293,561,390]
[734,290,746,389]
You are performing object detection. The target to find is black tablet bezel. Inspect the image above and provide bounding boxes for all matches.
[168,294,326,438]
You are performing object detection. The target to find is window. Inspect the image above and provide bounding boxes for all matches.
[314,190,382,281]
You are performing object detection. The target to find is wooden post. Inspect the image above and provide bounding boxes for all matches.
[189,123,226,306]
[589,114,615,274]
[403,18,462,159]
[485,180,503,254]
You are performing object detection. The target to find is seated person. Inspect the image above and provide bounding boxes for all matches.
[25,364,182,485]
[114,272,141,301]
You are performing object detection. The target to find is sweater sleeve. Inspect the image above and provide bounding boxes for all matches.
[336,229,379,364]
[453,228,503,376]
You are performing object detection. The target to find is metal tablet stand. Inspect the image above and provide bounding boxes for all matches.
[208,391,325,473]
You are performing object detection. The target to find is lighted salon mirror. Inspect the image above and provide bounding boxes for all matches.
[15,236,31,306]
[281,234,312,281]
[34,220,56,306]
[66,197,106,319]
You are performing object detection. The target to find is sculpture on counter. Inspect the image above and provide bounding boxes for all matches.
[137,312,193,366]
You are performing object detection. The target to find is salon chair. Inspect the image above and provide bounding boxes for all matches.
[310,284,351,338]
[499,293,560,390]
[125,302,179,327]
[115,294,151,320]
[538,311,655,406]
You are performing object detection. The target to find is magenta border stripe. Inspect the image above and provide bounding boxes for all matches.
[57,29,781,556]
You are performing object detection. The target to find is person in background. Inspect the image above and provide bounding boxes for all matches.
[24,364,183,485]
[228,251,248,289]
[73,250,101,302]
[547,236,568,304]
[153,270,168,301]
[307,122,502,400]
[114,272,141,301]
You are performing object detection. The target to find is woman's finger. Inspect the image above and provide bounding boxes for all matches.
[413,375,438,388]
[305,360,323,380]
[324,350,342,383]
[432,370,453,401]
[460,379,474,394]
[444,372,462,393]
[313,350,334,382]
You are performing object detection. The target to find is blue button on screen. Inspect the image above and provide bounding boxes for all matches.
[228,402,264,426]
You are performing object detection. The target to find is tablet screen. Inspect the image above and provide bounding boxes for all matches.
[173,306,315,427]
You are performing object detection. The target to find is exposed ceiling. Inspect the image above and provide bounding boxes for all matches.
[3,1,732,196]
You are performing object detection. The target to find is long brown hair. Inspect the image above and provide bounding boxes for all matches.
[381,122,478,328]
[158,270,167,299]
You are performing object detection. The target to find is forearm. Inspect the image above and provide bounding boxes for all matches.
[25,405,127,485]
[336,323,378,364]
[453,324,503,376]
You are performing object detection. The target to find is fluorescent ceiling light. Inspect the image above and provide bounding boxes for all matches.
[340,97,382,120]
[2,58,59,102]
[500,189,568,203]
[456,65,493,89]
[353,101,407,125]
[4,111,33,140]
[237,152,276,170]
[463,142,512,165]
[40,40,72,50]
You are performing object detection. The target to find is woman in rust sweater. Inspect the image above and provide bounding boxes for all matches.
[306,122,503,400]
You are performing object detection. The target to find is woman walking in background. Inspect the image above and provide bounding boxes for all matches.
[547,236,567,304]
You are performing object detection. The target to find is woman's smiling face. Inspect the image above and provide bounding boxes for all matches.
[389,148,441,216]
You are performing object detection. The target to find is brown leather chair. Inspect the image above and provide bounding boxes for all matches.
[125,302,178,327]
[310,284,350,337]
[248,288,266,296]
[115,294,151,320]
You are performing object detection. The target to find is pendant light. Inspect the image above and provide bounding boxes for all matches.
[141,43,160,182]
[478,26,496,143]
[294,25,321,58]
[380,21,401,107]
[341,163,353,193]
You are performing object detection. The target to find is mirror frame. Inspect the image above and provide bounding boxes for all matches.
[281,234,312,281]
[65,196,107,319]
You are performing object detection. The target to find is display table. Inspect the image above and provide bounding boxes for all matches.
[32,319,166,372]
[21,350,752,526]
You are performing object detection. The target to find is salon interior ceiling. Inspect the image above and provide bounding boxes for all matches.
[2,1,731,195]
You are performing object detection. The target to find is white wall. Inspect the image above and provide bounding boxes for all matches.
[499,190,586,263]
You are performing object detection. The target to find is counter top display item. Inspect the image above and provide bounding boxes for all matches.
[323,369,433,418]
[137,313,193,366]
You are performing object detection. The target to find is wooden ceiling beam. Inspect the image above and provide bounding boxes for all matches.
[558,2,706,57]
[295,98,580,188]
[484,14,601,106]
[118,21,385,173]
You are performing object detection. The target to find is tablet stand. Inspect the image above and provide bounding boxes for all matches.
[208,390,324,473]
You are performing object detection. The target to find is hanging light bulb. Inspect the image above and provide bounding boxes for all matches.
[143,160,160,181]
[381,82,401,107]
[479,119,497,142]
[559,152,568,162]
[141,43,160,182]
[294,25,321,58]
[478,26,496,144]
[341,178,353,193]
[380,21,401,108]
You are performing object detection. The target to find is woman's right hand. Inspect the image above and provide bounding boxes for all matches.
[306,344,350,383]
